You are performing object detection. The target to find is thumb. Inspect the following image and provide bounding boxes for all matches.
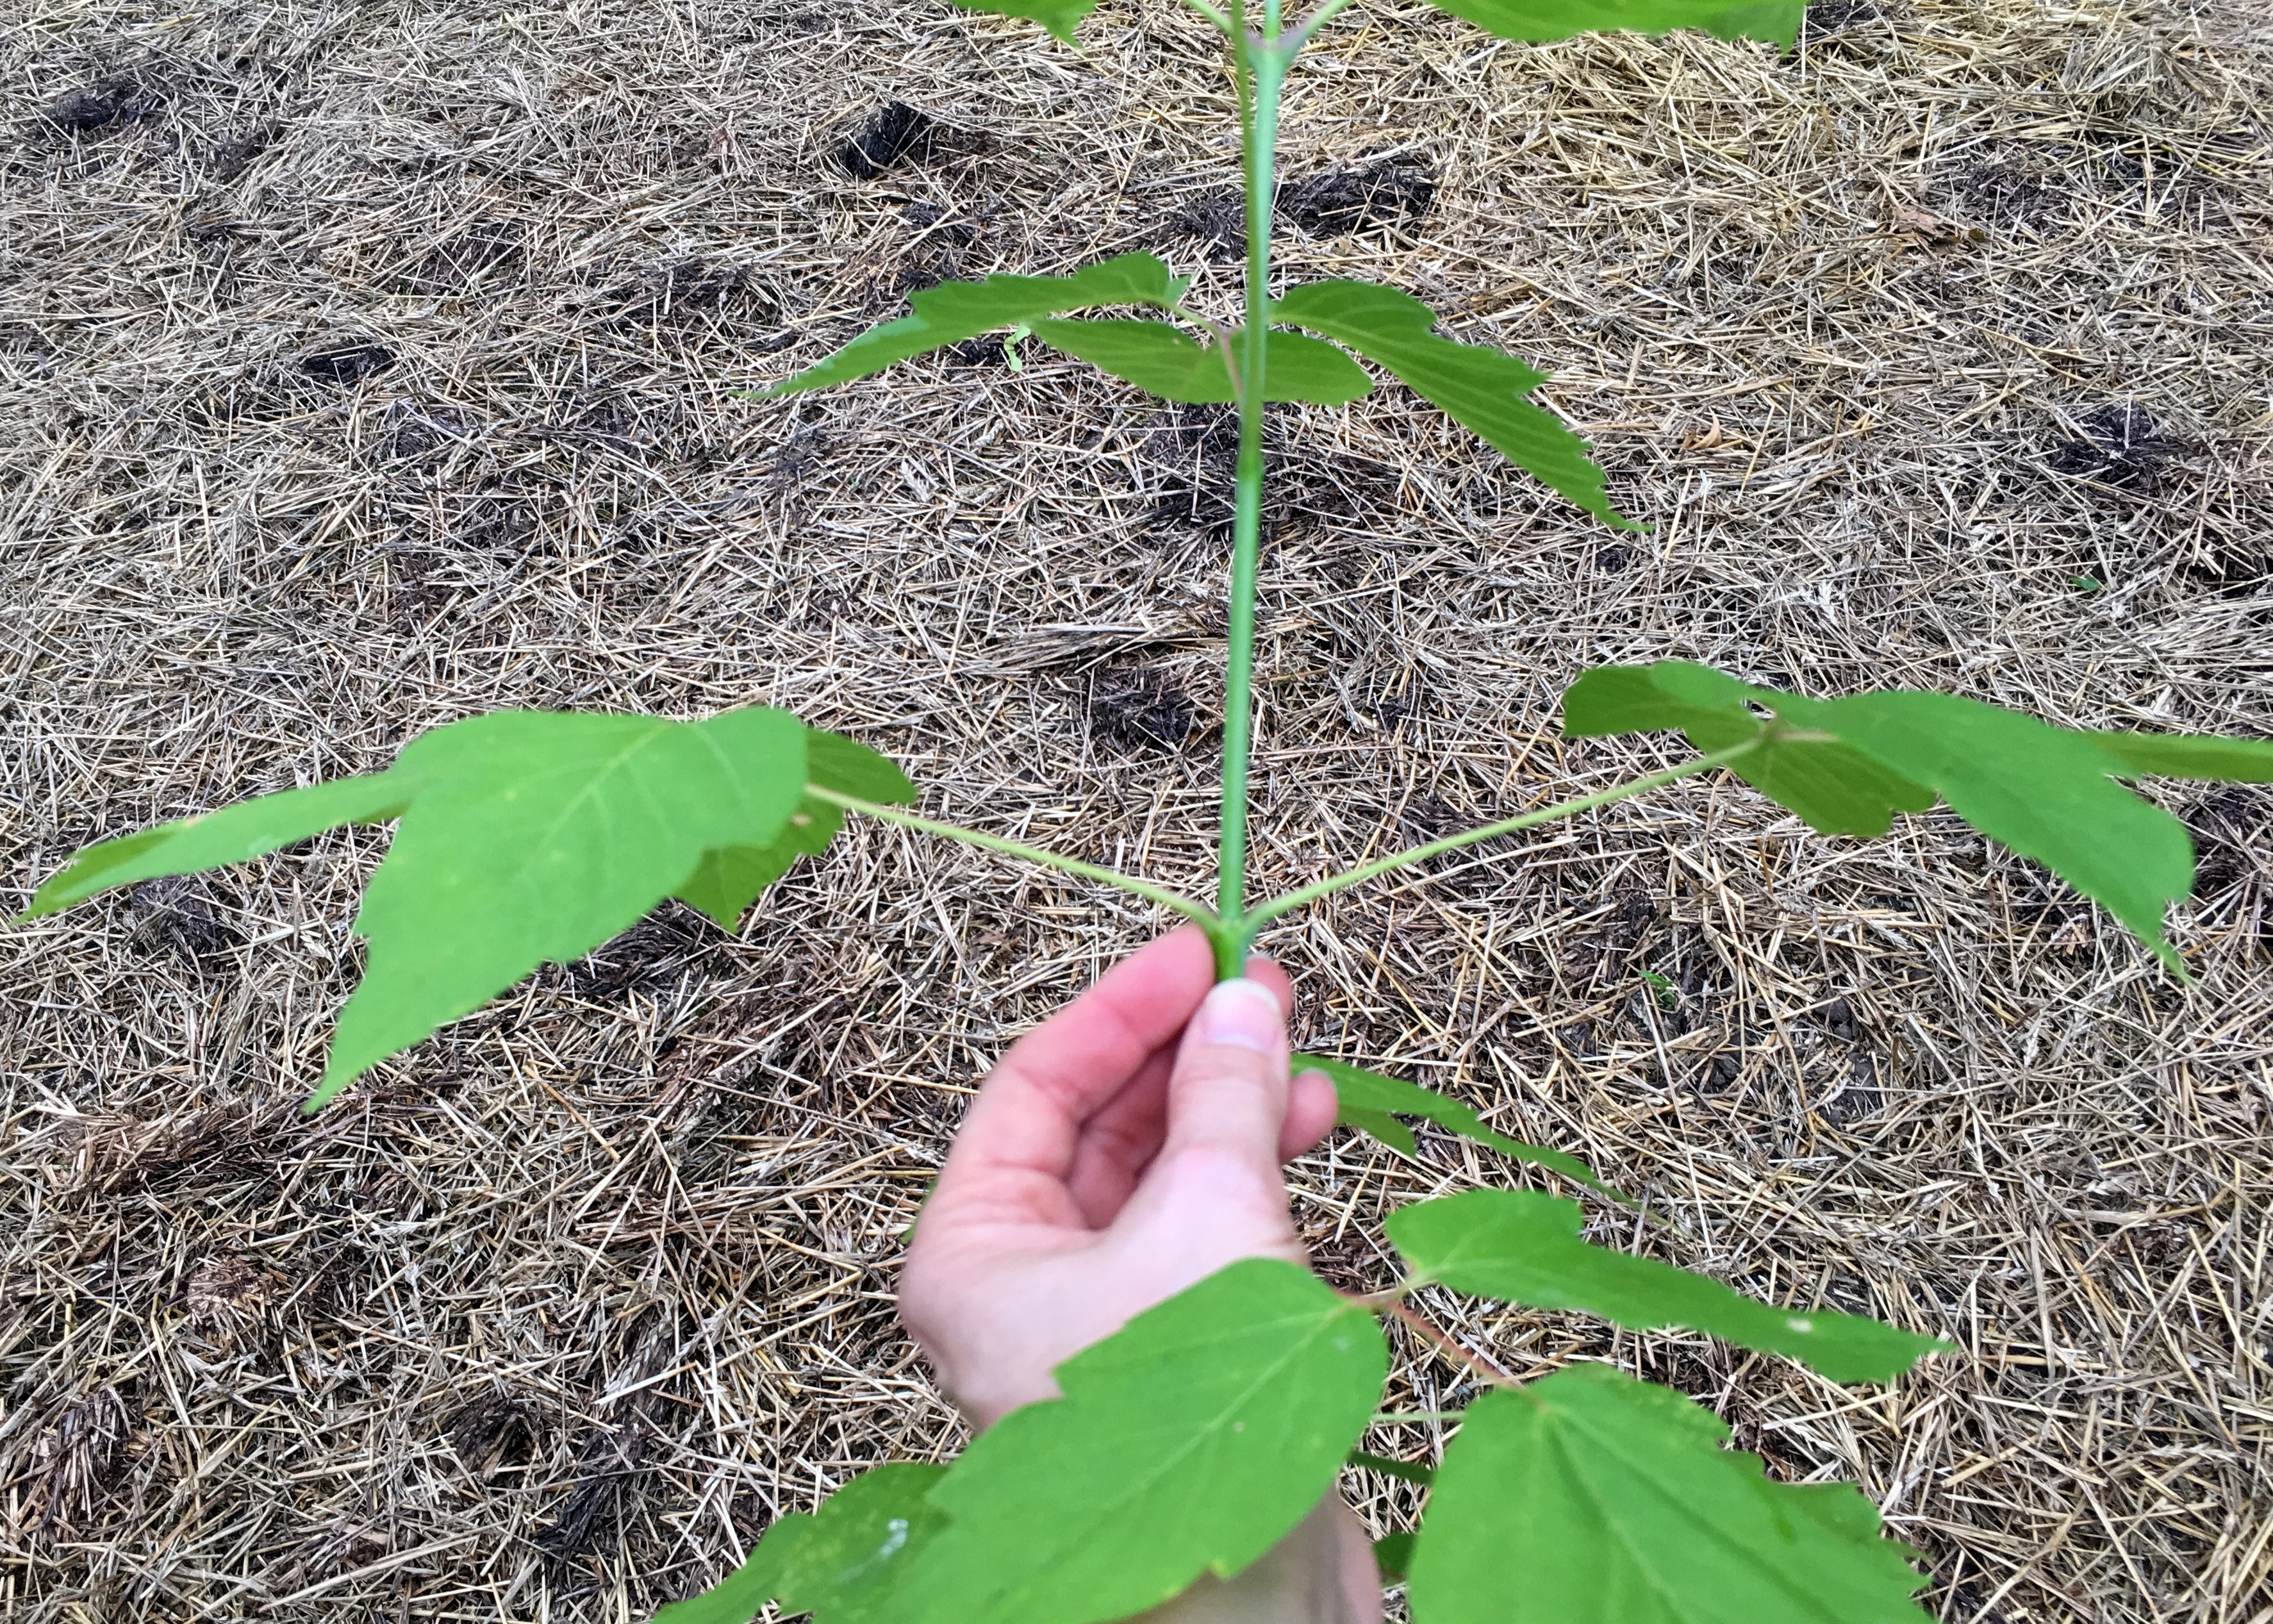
[1157,978,1293,1174]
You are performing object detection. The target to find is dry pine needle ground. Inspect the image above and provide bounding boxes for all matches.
[1,0,2269,1620]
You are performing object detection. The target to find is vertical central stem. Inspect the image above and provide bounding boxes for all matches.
[1217,4,1284,979]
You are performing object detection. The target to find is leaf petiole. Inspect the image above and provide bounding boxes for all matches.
[806,786,1220,928]
[1243,741,1757,929]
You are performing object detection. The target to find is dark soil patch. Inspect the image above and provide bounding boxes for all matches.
[1089,668,1196,754]
[567,900,724,998]
[1277,155,1435,238]
[300,343,397,386]
[447,1394,540,1480]
[401,220,525,295]
[2187,786,2271,894]
[1141,403,1398,543]
[1956,162,2066,229]
[206,121,279,181]
[44,79,163,133]
[833,100,938,179]
[1163,190,1246,262]
[946,334,1005,367]
[606,258,767,331]
[2046,404,2190,495]
[1806,0,1885,33]
[129,875,240,965]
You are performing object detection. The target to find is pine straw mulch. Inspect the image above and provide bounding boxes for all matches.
[2,0,2270,1619]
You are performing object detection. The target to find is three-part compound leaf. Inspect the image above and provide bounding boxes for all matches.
[768,254,1187,395]
[1407,1366,1930,1624]
[1563,660,2273,971]
[1027,321,1373,404]
[654,1464,947,1624]
[904,1258,1386,1624]
[26,713,910,1109]
[1388,1190,1942,1382]
[1273,281,1636,529]
[1412,0,1803,48]
[1300,1054,1620,1201]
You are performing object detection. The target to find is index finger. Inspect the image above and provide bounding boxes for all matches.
[932,926,1218,1202]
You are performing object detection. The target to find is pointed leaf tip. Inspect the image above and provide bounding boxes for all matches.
[1302,1054,1622,1200]
[1389,1189,1946,1382]
[1272,281,1637,528]
[1562,661,2206,970]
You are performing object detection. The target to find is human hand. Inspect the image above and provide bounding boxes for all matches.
[897,924,1340,1428]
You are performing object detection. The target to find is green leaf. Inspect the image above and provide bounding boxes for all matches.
[24,712,908,1109]
[1298,1054,1620,1201]
[1408,1366,1928,1624]
[1562,662,2211,970]
[24,772,421,918]
[655,1464,948,1624]
[1027,320,1373,405]
[1272,281,1635,529]
[1374,1532,1417,1584]
[2084,729,2273,783]
[768,255,1185,395]
[1562,665,1935,838]
[1412,0,1803,48]
[325,708,808,1107]
[945,0,1100,44]
[1387,1190,1943,1382]
[905,1257,1387,1624]
[1348,1449,1436,1487]
[677,732,915,930]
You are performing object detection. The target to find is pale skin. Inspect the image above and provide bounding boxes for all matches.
[898,925,1382,1624]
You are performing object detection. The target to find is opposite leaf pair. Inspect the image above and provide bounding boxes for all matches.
[768,255,1630,528]
[659,1238,1935,1624]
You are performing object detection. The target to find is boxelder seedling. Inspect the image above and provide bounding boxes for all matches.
[23,1,2272,1620]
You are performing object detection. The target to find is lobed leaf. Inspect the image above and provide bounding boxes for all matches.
[654,1463,948,1624]
[904,1257,1387,1624]
[1027,320,1373,404]
[1407,1366,1930,1624]
[1562,661,2233,972]
[26,713,907,1110]
[1299,1054,1619,1200]
[1272,281,1636,529]
[1388,1189,1944,1382]
[678,733,915,930]
[1413,0,1803,48]
[767,254,1186,395]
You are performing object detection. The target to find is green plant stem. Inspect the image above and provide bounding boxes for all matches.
[807,787,1219,929]
[1216,2,1287,975]
[1244,742,1756,930]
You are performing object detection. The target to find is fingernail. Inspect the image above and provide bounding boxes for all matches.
[1194,979,1284,1054]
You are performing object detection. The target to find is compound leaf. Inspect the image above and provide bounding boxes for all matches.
[2083,729,2273,783]
[1273,281,1634,529]
[945,0,1100,44]
[1388,1190,1943,1382]
[1407,1366,1929,1624]
[1562,665,1933,837]
[28,712,904,1110]
[1562,661,2219,971]
[1029,320,1373,404]
[1413,0,1803,47]
[25,772,421,918]
[678,732,915,930]
[655,1463,948,1624]
[769,254,1186,395]
[905,1257,1386,1624]
[1300,1054,1619,1201]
